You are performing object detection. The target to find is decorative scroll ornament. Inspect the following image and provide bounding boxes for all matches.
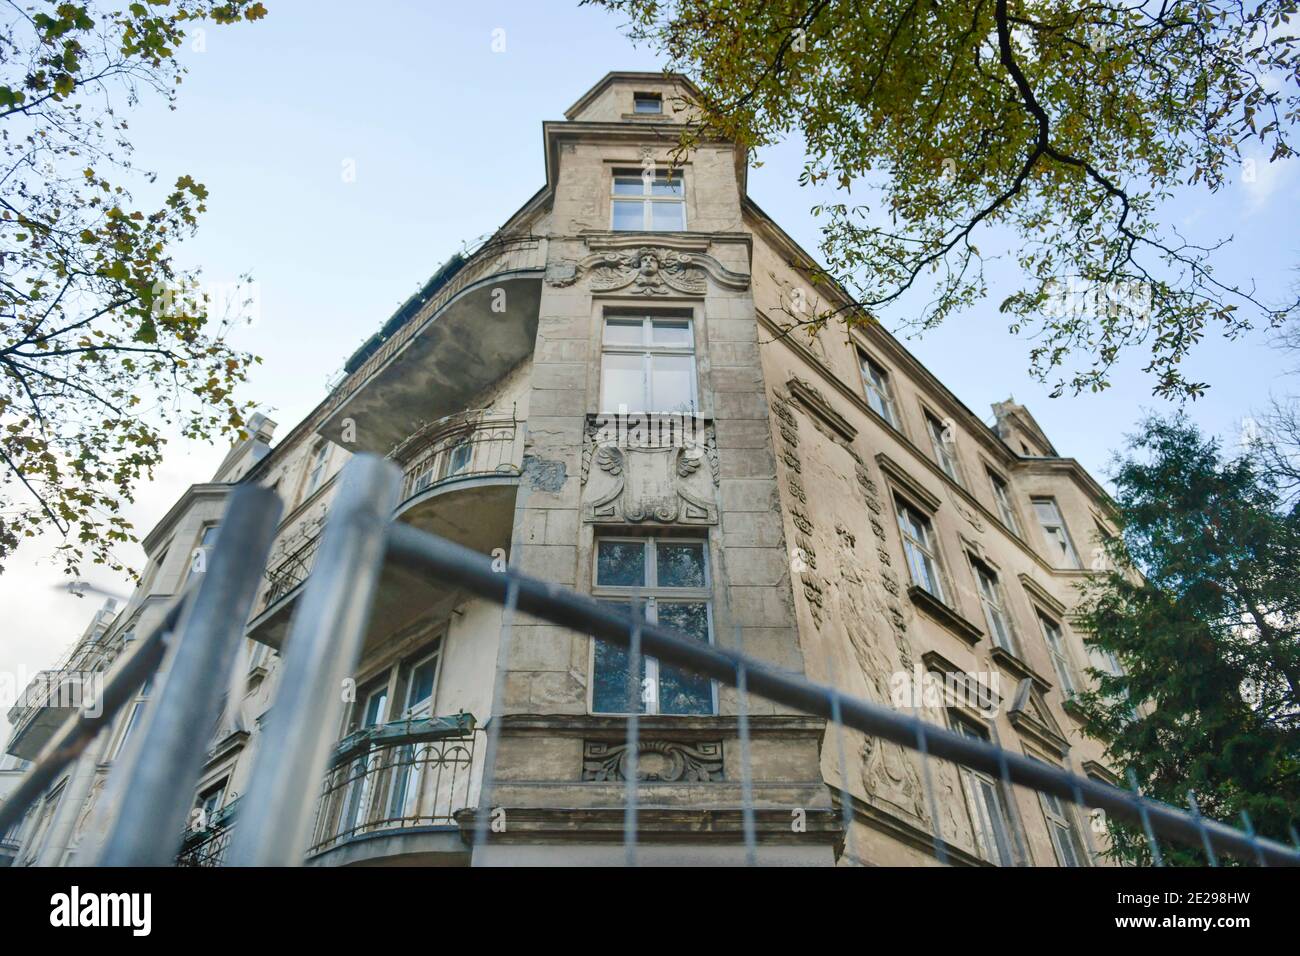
[581,418,719,525]
[583,740,724,782]
[547,245,750,297]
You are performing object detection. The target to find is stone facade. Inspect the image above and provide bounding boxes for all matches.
[4,72,1119,868]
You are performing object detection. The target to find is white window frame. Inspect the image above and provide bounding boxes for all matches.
[183,523,220,585]
[1038,613,1080,698]
[400,642,444,720]
[895,497,946,602]
[972,558,1017,654]
[110,673,153,761]
[599,313,698,414]
[987,468,1021,534]
[192,776,229,831]
[1032,497,1082,568]
[859,352,899,428]
[611,167,686,231]
[304,443,330,499]
[633,92,663,114]
[951,717,1018,866]
[924,409,961,484]
[1034,762,1091,866]
[589,535,716,716]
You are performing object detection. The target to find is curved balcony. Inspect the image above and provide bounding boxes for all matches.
[246,411,521,650]
[306,715,481,866]
[390,409,521,548]
[317,237,544,455]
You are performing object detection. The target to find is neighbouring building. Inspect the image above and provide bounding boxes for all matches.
[2,72,1123,867]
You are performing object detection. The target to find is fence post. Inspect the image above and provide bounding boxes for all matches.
[95,484,281,866]
[227,455,400,866]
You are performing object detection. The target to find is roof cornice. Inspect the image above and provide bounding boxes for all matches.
[140,483,231,555]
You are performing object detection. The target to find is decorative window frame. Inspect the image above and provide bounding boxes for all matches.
[609,165,687,232]
[597,307,700,416]
[587,532,718,717]
[856,348,903,432]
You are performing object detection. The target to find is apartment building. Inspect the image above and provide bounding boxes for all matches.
[2,71,1120,867]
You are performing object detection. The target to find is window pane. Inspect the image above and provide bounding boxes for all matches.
[362,689,387,728]
[649,353,694,412]
[596,540,646,587]
[656,601,713,715]
[650,200,685,230]
[592,641,647,714]
[407,656,438,710]
[612,199,644,230]
[657,541,706,587]
[650,319,691,347]
[445,442,471,476]
[600,352,644,412]
[603,318,644,346]
[634,96,662,113]
[592,602,648,714]
[612,176,644,195]
[650,173,683,196]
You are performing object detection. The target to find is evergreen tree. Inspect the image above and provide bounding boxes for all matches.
[1074,415,1300,864]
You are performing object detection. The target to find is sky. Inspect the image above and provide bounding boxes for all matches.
[1,0,1297,742]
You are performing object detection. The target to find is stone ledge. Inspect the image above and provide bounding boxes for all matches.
[908,585,983,646]
[496,714,826,738]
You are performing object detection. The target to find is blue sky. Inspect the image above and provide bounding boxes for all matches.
[1,0,1296,732]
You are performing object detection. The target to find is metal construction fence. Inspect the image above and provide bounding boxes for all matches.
[1,455,1296,867]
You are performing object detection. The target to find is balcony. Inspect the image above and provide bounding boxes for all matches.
[5,636,110,761]
[246,412,521,650]
[176,798,239,867]
[317,237,544,455]
[306,714,481,866]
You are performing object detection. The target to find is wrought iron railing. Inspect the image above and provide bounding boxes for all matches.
[261,532,323,611]
[307,715,479,857]
[176,799,238,867]
[390,409,520,505]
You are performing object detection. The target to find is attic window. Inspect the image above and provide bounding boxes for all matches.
[633,92,662,114]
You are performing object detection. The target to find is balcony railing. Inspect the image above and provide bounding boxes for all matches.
[390,409,521,506]
[176,798,238,867]
[260,532,323,611]
[255,413,519,616]
[307,714,479,857]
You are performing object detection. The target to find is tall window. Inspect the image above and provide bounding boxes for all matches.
[600,314,696,414]
[925,410,961,483]
[304,443,329,498]
[1039,613,1079,697]
[591,536,714,715]
[111,673,153,760]
[987,469,1021,534]
[139,545,169,595]
[1086,642,1138,720]
[953,718,1017,865]
[611,168,685,231]
[896,499,944,601]
[972,560,1016,653]
[390,640,443,820]
[1038,777,1090,866]
[1032,497,1081,568]
[859,353,898,427]
[192,778,228,831]
[183,523,219,584]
